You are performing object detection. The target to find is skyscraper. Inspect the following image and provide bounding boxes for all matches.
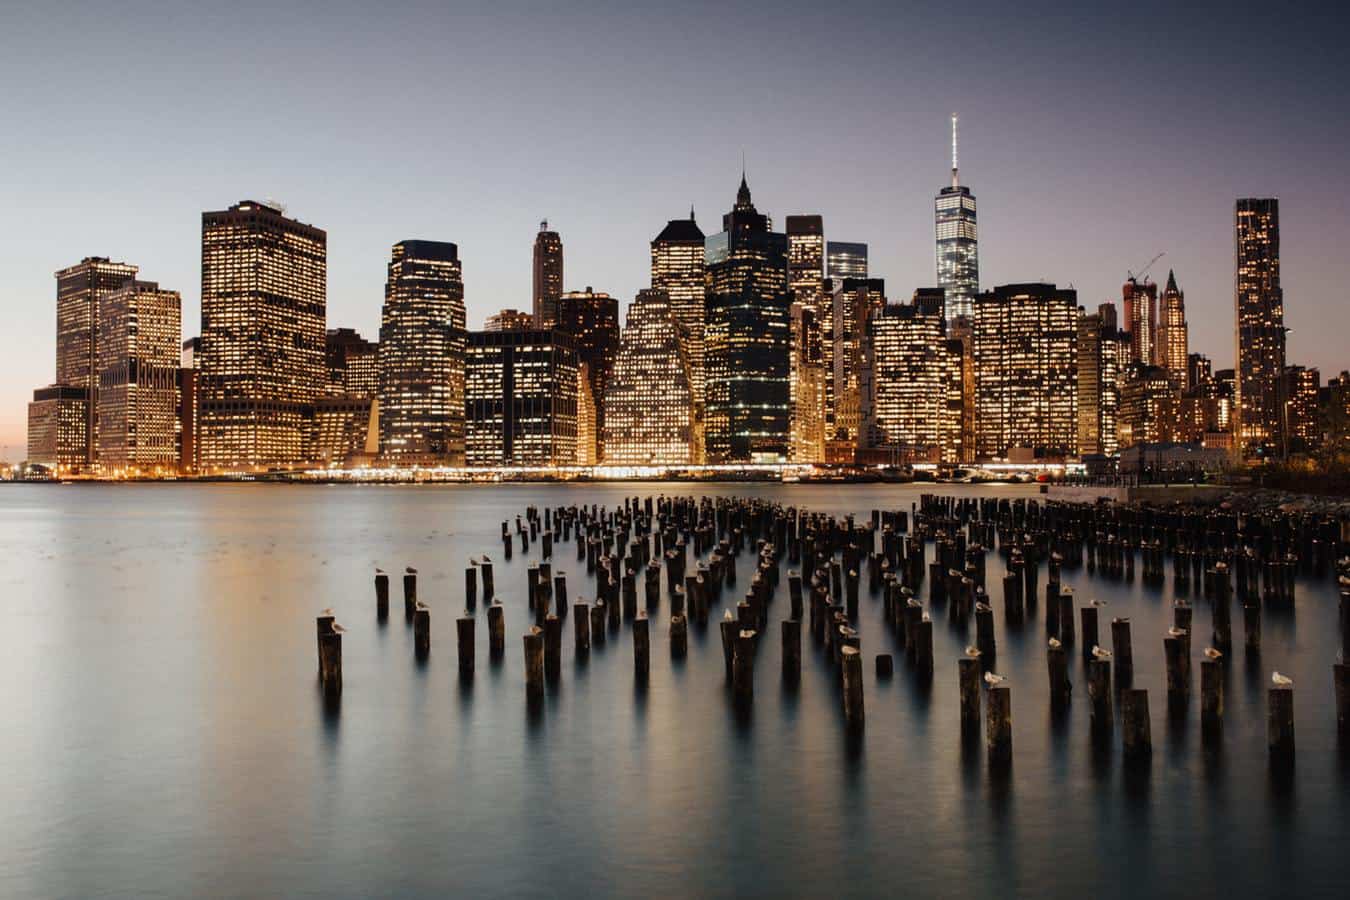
[1157,270,1188,386]
[199,200,326,470]
[1122,277,1158,367]
[973,284,1078,459]
[788,301,826,463]
[326,328,379,398]
[861,292,959,462]
[532,221,564,328]
[556,287,620,463]
[1118,365,1177,449]
[465,329,578,466]
[826,241,868,280]
[55,256,139,464]
[96,280,181,469]
[786,215,825,305]
[703,175,792,462]
[1283,365,1320,452]
[1235,198,1285,455]
[26,385,89,472]
[1076,307,1125,456]
[831,277,886,448]
[651,210,706,428]
[603,289,696,465]
[935,114,979,320]
[377,240,467,464]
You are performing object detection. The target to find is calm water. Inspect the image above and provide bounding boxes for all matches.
[1,483,1346,899]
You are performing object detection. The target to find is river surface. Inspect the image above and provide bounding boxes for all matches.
[0,483,1346,898]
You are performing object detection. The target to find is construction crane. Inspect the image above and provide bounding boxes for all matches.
[1127,251,1166,284]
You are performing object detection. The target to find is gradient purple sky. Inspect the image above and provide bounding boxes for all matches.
[2,0,1346,460]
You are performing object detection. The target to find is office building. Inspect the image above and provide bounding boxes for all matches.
[831,277,885,447]
[1284,365,1320,452]
[26,385,89,471]
[788,302,826,463]
[377,240,467,464]
[1077,307,1125,456]
[485,309,535,332]
[1122,277,1157,367]
[55,256,139,463]
[935,114,979,320]
[556,287,619,462]
[1234,198,1286,455]
[465,329,578,466]
[198,200,326,470]
[826,241,868,279]
[1118,365,1178,449]
[532,221,564,328]
[603,289,696,465]
[96,280,181,469]
[861,292,959,462]
[651,210,706,417]
[973,284,1078,459]
[326,328,378,397]
[1157,270,1188,386]
[703,175,791,462]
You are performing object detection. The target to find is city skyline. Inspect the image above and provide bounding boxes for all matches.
[2,1,1348,459]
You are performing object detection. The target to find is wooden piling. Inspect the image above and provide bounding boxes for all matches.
[633,614,650,682]
[733,629,756,704]
[876,653,893,677]
[1087,657,1111,736]
[1121,689,1152,760]
[590,603,606,647]
[404,568,418,621]
[1163,633,1187,703]
[375,571,389,621]
[959,653,981,736]
[781,618,801,683]
[1057,587,1075,645]
[1335,662,1348,741]
[1243,598,1261,653]
[572,601,589,654]
[481,560,494,599]
[465,566,477,609]
[544,615,561,683]
[1201,651,1224,736]
[1080,602,1099,660]
[841,646,864,731]
[1111,617,1134,686]
[456,615,475,676]
[1268,680,1295,762]
[670,614,687,658]
[720,614,736,681]
[413,602,430,657]
[986,684,1012,768]
[916,616,934,685]
[489,602,505,657]
[523,627,544,700]
[1047,639,1070,709]
[317,614,342,694]
[975,603,995,657]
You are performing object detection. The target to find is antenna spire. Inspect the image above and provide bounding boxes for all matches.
[951,113,960,188]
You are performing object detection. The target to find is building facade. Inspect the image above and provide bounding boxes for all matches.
[1157,270,1188,386]
[55,256,140,464]
[651,211,706,425]
[825,241,867,280]
[1118,364,1178,449]
[377,240,466,464]
[703,176,791,462]
[198,200,327,470]
[532,221,564,328]
[1122,277,1157,367]
[26,385,89,471]
[326,328,378,398]
[831,277,886,448]
[1234,198,1285,455]
[556,287,619,463]
[1076,306,1125,457]
[935,115,979,320]
[861,294,958,462]
[485,309,535,332]
[96,280,181,469]
[465,329,578,466]
[1284,365,1320,452]
[603,289,696,465]
[788,302,826,463]
[973,284,1078,459]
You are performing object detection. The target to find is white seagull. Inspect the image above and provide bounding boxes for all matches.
[1048,637,1062,649]
[1271,672,1293,688]
[1091,645,1112,661]
[1203,647,1223,661]
[1167,626,1188,638]
[965,645,981,658]
[984,672,1007,686]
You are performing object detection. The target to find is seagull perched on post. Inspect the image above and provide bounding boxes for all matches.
[1167,626,1187,638]
[965,645,981,658]
[331,622,347,634]
[1048,637,1062,649]
[1091,645,1112,661]
[406,566,417,574]
[1203,647,1223,661]
[320,607,334,617]
[1271,672,1293,688]
[984,672,1007,686]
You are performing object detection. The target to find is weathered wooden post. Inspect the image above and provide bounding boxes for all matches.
[1121,689,1152,761]
[916,615,934,685]
[975,602,995,658]
[670,614,688,658]
[544,615,562,684]
[590,602,606,647]
[633,613,650,683]
[317,613,342,694]
[788,571,803,621]
[842,645,864,731]
[959,651,982,737]
[523,627,544,701]
[1057,587,1075,645]
[781,618,801,683]
[986,680,1012,769]
[1243,598,1261,653]
[1087,651,1112,737]
[720,612,736,681]
[1201,648,1224,737]
[733,629,756,705]
[1268,673,1295,763]
[457,615,475,676]
[1080,600,1101,660]
[465,566,477,610]
[572,601,590,655]
[413,602,431,658]
[404,567,418,622]
[375,570,389,621]
[1047,638,1070,710]
[1164,629,1188,706]
[481,559,494,600]
[876,653,893,677]
[1112,617,1134,686]
[1334,661,1348,742]
[488,602,505,658]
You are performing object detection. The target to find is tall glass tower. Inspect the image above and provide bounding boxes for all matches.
[935,114,979,321]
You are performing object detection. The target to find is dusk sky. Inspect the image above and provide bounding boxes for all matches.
[1,0,1346,459]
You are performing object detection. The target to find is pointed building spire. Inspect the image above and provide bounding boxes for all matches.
[690,204,696,221]
[951,113,960,189]
[735,170,753,210]
[1165,268,1179,293]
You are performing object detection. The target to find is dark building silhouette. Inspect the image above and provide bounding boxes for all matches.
[532,221,564,328]
[556,287,619,463]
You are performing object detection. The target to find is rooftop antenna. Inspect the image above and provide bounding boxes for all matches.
[951,113,960,189]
